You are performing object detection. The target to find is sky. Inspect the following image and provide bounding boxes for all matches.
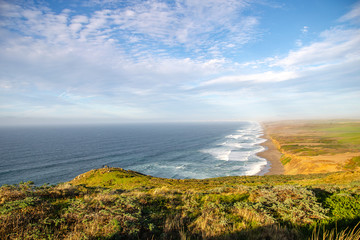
[0,0,359,125]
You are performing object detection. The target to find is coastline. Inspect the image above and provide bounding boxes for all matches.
[257,124,284,175]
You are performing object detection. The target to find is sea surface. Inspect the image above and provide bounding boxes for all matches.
[0,121,269,185]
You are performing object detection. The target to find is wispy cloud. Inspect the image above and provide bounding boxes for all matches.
[0,0,257,89]
[301,26,309,33]
[272,28,360,69]
[0,0,359,123]
[339,1,360,23]
[0,0,258,55]
[201,5,360,86]
[202,71,299,85]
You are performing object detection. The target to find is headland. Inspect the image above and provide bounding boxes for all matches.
[261,120,360,175]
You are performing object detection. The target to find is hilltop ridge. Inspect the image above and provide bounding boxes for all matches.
[2,167,360,239]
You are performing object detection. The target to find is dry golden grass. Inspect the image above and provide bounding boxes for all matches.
[310,223,360,240]
[264,120,360,175]
[1,168,360,239]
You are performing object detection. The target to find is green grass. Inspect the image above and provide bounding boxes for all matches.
[345,156,360,170]
[1,167,360,240]
[281,155,292,165]
[318,123,360,145]
[71,167,354,191]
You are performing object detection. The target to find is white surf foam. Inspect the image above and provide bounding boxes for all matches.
[200,121,268,175]
[201,148,231,161]
[225,134,243,139]
[229,151,251,161]
[243,158,268,176]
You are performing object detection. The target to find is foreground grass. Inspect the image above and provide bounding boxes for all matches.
[1,167,360,239]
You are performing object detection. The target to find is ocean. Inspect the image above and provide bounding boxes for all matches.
[0,121,269,186]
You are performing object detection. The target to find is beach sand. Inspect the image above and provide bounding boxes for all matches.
[257,125,284,175]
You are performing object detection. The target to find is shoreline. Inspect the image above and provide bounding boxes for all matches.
[257,124,284,175]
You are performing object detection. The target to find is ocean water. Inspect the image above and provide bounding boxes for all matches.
[0,121,269,185]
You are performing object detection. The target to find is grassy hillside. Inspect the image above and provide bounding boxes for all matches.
[1,167,360,239]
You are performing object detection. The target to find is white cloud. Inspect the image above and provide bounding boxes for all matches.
[0,0,240,120]
[200,24,360,90]
[0,0,260,59]
[202,71,299,86]
[295,39,303,47]
[271,28,360,69]
[301,26,309,33]
[339,1,360,23]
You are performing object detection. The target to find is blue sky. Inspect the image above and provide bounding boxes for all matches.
[0,0,359,125]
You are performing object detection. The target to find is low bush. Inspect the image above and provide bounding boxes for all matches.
[1,168,360,239]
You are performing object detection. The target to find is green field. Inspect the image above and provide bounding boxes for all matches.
[319,123,360,145]
[271,122,360,156]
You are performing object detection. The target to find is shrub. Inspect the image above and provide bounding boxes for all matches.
[324,193,360,223]
[344,156,360,170]
[247,185,327,225]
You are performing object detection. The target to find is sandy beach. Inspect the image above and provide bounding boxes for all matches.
[257,125,284,175]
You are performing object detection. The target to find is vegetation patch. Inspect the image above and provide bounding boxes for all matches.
[345,156,360,170]
[281,155,292,165]
[1,167,360,239]
[325,193,360,221]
